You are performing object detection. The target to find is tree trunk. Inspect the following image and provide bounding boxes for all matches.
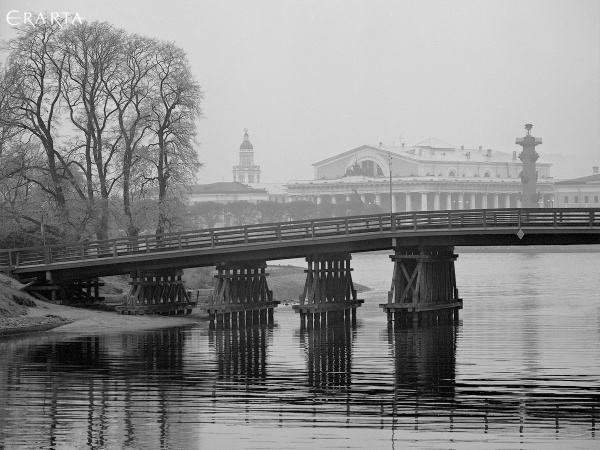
[155,130,167,235]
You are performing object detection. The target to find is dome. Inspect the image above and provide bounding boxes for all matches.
[240,128,253,150]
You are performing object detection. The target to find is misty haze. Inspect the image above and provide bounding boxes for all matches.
[0,2,599,449]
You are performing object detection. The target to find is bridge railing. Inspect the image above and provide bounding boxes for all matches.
[1,208,598,271]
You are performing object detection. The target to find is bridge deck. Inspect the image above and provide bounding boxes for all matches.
[1,208,599,281]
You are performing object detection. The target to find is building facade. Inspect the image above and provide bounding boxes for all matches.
[554,167,600,208]
[190,129,285,204]
[284,138,556,211]
[187,182,270,204]
[191,130,597,213]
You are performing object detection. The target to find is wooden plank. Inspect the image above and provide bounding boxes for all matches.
[205,300,280,313]
[379,300,463,312]
[293,299,364,313]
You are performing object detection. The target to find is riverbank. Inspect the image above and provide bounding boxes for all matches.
[1,265,371,336]
[0,273,200,336]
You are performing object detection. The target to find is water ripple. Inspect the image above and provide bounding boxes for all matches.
[1,251,599,448]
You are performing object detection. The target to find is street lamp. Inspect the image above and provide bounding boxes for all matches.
[389,150,393,215]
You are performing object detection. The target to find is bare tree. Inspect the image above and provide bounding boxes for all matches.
[0,22,72,233]
[0,20,205,242]
[286,200,318,221]
[147,42,203,234]
[60,21,124,240]
[105,34,157,237]
[188,201,223,229]
[0,134,63,246]
[226,201,259,226]
[256,201,287,223]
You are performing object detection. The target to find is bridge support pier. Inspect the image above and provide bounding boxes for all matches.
[293,253,364,328]
[116,270,196,315]
[380,246,462,327]
[206,261,279,328]
[24,277,105,305]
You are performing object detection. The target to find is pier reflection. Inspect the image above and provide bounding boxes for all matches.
[208,324,271,382]
[384,323,599,437]
[0,314,598,448]
[298,322,355,391]
[390,324,457,398]
[0,329,196,449]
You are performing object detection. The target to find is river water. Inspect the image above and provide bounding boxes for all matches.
[1,250,599,449]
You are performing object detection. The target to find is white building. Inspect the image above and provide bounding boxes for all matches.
[187,182,270,204]
[554,167,600,208]
[285,138,556,211]
[189,129,286,204]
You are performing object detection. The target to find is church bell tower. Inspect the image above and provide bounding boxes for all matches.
[232,128,261,184]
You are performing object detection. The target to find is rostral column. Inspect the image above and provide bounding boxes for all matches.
[516,124,543,208]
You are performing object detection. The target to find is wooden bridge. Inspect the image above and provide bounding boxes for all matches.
[1,208,599,326]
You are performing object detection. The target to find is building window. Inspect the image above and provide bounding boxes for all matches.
[595,196,599,203]
[357,160,385,177]
[239,175,245,183]
[574,196,579,203]
[584,196,589,203]
[448,170,456,177]
[564,196,569,203]
[484,171,491,178]
[248,175,254,183]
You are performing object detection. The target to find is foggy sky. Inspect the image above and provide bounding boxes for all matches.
[2,0,599,183]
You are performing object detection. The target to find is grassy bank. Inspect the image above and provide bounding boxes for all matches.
[0,274,70,334]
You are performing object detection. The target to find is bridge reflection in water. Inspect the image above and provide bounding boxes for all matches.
[209,324,270,382]
[297,322,355,391]
[0,317,598,448]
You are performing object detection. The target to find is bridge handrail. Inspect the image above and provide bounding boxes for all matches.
[1,208,598,270]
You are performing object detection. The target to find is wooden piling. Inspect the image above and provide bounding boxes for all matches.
[205,261,279,328]
[380,246,462,327]
[293,253,364,324]
[116,270,195,315]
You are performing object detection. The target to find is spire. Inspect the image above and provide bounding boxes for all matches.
[240,128,253,150]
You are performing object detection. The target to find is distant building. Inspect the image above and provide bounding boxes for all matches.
[232,128,261,184]
[188,128,286,205]
[187,182,269,204]
[192,132,597,213]
[285,138,555,211]
[554,167,600,208]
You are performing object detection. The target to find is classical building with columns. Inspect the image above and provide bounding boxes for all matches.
[284,138,556,211]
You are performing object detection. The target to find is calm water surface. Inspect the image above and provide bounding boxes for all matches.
[1,251,599,449]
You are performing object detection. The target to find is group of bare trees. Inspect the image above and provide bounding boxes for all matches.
[0,18,202,246]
